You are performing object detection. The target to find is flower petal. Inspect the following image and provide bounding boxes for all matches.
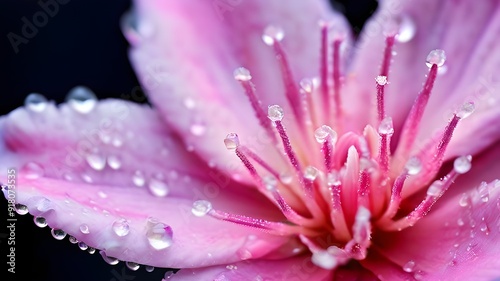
[126,0,349,177]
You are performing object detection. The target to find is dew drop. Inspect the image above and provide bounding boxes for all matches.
[378,117,394,135]
[66,86,97,114]
[107,155,122,170]
[25,93,48,112]
[403,260,416,273]
[314,125,337,144]
[80,224,90,234]
[100,251,119,265]
[192,200,212,217]
[148,174,169,197]
[233,67,252,81]
[426,49,446,68]
[375,75,388,86]
[87,247,96,254]
[311,251,337,270]
[457,218,464,226]
[145,266,155,272]
[478,182,489,203]
[459,193,469,207]
[426,181,443,197]
[146,218,174,250]
[267,105,284,121]
[224,133,240,150]
[14,203,28,215]
[190,122,206,136]
[395,15,416,43]
[111,135,123,147]
[78,242,88,250]
[454,155,472,174]
[98,191,108,199]
[126,261,140,271]
[457,102,475,119]
[21,162,44,179]
[86,151,106,171]
[51,229,67,240]
[300,78,314,93]
[263,176,278,191]
[132,170,146,187]
[304,166,319,181]
[69,236,78,244]
[34,216,47,228]
[480,222,489,234]
[262,25,284,45]
[279,173,293,184]
[112,218,130,237]
[327,171,342,186]
[405,156,422,175]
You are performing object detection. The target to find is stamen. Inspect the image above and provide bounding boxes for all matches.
[263,26,305,127]
[332,39,343,125]
[380,36,395,78]
[315,125,337,172]
[234,67,277,143]
[345,206,372,260]
[376,76,388,123]
[319,22,330,119]
[328,175,351,241]
[238,146,280,180]
[378,117,394,176]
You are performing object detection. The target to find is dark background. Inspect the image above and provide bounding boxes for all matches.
[0,1,377,280]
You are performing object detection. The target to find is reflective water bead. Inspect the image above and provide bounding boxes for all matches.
[51,229,67,240]
[69,236,78,244]
[262,25,284,45]
[148,175,169,197]
[425,49,446,68]
[132,170,146,187]
[233,67,252,81]
[457,102,475,119]
[314,125,337,144]
[224,133,240,150]
[299,78,314,93]
[100,251,119,265]
[25,93,48,112]
[453,155,472,174]
[34,216,47,228]
[146,218,174,250]
[192,200,213,217]
[304,166,319,181]
[426,181,443,197]
[459,193,469,207]
[395,15,416,43]
[263,176,278,191]
[14,203,28,215]
[80,224,90,234]
[378,117,394,135]
[311,251,337,270]
[267,105,284,121]
[107,155,122,170]
[145,266,155,272]
[112,218,130,237]
[21,162,44,179]
[87,247,96,254]
[190,122,206,136]
[126,261,140,271]
[403,260,416,273]
[375,75,388,86]
[66,86,97,114]
[405,156,422,175]
[86,151,106,171]
[78,242,88,250]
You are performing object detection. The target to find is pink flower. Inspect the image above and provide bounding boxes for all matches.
[2,0,500,280]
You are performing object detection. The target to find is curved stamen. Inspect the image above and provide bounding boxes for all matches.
[332,39,343,126]
[320,22,330,120]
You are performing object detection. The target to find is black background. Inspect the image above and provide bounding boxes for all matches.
[0,1,377,280]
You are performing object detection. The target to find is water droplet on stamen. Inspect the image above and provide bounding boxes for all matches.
[107,155,122,170]
[148,174,169,197]
[100,251,119,265]
[403,260,416,272]
[454,155,472,174]
[80,224,90,234]
[262,25,284,45]
[300,78,314,93]
[263,176,278,191]
[267,105,284,121]
[25,93,48,112]
[327,171,342,186]
[457,102,475,119]
[224,133,240,150]
[66,86,97,114]
[375,75,388,86]
[405,156,422,175]
[233,67,252,81]
[304,166,319,181]
[112,218,130,237]
[51,229,67,240]
[126,261,140,271]
[21,162,44,179]
[314,125,337,144]
[426,49,446,68]
[426,181,443,197]
[378,117,394,135]
[146,217,173,250]
[34,216,47,228]
[132,170,146,187]
[191,200,212,217]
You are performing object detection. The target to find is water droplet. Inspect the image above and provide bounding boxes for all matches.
[21,162,44,179]
[304,166,319,181]
[111,135,123,147]
[192,200,212,217]
[25,93,48,112]
[184,98,196,109]
[395,15,416,43]
[33,216,47,228]
[66,86,97,114]
[107,155,122,170]
[311,251,337,270]
[14,203,28,215]
[426,181,443,197]
[100,251,119,265]
[480,222,489,234]
[454,155,472,174]
[78,242,88,250]
[263,176,278,191]
[148,174,169,197]
[280,173,293,184]
[426,49,446,68]
[87,247,96,254]
[459,193,469,207]
[262,25,284,45]
[126,261,140,271]
[375,75,388,86]
[457,218,464,226]
[327,171,342,186]
[97,191,108,199]
[405,156,422,175]
[403,260,416,272]
[51,229,67,240]
[190,122,206,136]
[314,125,337,144]
[145,266,155,272]
[132,170,146,187]
[146,218,173,250]
[224,133,240,150]
[226,265,237,270]
[86,151,106,171]
[234,67,252,81]
[69,236,78,244]
[378,117,394,135]
[112,218,130,237]
[80,224,90,234]
[267,105,284,121]
[478,182,489,203]
[457,102,475,119]
[300,78,314,93]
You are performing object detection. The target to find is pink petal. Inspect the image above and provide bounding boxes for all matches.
[344,0,500,158]
[0,100,290,267]
[125,0,349,178]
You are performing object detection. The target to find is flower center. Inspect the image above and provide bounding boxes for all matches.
[191,23,475,270]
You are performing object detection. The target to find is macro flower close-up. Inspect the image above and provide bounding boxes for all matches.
[2,0,500,280]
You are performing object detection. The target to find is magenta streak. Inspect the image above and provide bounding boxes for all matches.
[381,172,408,220]
[322,140,333,172]
[275,120,303,181]
[239,80,277,143]
[209,209,295,235]
[235,148,263,187]
[239,146,280,180]
[434,114,460,165]
[380,36,395,78]
[332,40,342,123]
[358,170,371,208]
[320,25,330,119]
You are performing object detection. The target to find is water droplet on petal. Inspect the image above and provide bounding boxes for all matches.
[262,25,284,45]
[132,170,146,187]
[66,86,97,114]
[33,216,47,228]
[459,193,469,207]
[51,229,67,240]
[224,133,240,150]
[69,236,78,244]
[190,122,206,136]
[100,251,119,265]
[112,218,130,237]
[14,203,28,215]
[86,151,106,171]
[378,117,394,135]
[457,218,464,226]
[146,218,173,250]
[304,166,319,181]
[107,155,122,170]
[405,156,422,175]
[375,75,388,86]
[192,200,212,217]
[280,173,293,185]
[403,260,416,272]
[80,224,90,234]
[21,162,44,179]
[268,105,284,121]
[314,125,337,144]
[234,67,252,81]
[148,174,169,197]
[145,266,155,272]
[78,242,88,250]
[457,102,475,119]
[426,49,446,68]
[126,261,140,271]
[25,93,48,112]
[87,247,96,254]
[454,155,472,174]
[478,182,489,203]
[395,15,416,43]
